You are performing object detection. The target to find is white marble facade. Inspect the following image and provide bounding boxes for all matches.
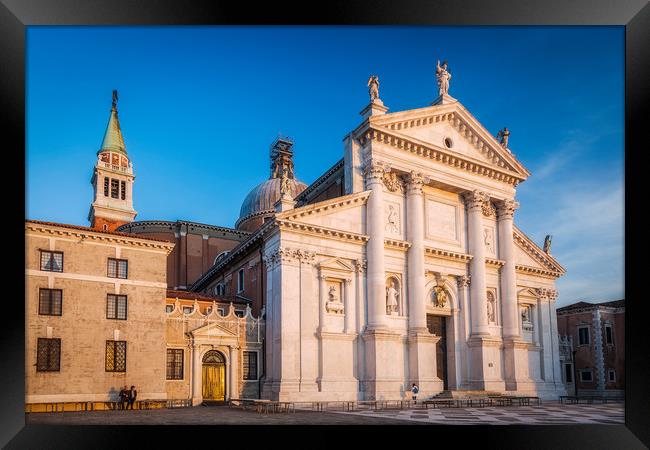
[260,90,566,402]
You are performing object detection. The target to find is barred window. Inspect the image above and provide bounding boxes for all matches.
[106,294,128,320]
[243,351,257,380]
[111,179,119,199]
[107,258,128,279]
[39,289,62,316]
[103,177,109,196]
[36,338,61,371]
[40,250,63,272]
[120,181,126,200]
[166,349,184,380]
[106,340,126,372]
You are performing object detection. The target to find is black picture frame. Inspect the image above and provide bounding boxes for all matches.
[3,0,648,447]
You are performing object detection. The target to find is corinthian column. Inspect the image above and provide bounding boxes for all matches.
[364,161,388,329]
[406,172,427,331]
[463,190,490,336]
[497,199,520,338]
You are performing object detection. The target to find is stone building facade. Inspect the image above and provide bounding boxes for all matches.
[27,69,569,407]
[25,220,173,405]
[557,300,625,396]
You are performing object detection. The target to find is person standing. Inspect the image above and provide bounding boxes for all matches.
[127,385,137,410]
[411,383,419,404]
[118,385,128,410]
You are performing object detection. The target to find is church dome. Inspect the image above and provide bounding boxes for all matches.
[235,137,307,232]
[238,177,307,224]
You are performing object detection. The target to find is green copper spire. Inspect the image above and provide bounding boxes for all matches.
[99,89,127,155]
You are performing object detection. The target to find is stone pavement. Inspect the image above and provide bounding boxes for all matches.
[25,401,624,426]
[328,401,625,425]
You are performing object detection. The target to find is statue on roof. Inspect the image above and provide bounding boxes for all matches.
[543,235,552,254]
[368,75,380,102]
[436,60,451,96]
[112,89,118,109]
[280,173,292,198]
[496,127,510,148]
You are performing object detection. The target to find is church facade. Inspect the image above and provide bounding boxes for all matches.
[26,65,567,408]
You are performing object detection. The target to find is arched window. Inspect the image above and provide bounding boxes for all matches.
[214,283,225,296]
[203,350,225,364]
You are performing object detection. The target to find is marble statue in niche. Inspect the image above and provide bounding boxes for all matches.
[386,279,400,315]
[487,291,496,323]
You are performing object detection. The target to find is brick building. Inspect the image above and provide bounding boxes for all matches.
[556,299,625,397]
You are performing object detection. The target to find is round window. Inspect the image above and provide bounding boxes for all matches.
[444,137,453,148]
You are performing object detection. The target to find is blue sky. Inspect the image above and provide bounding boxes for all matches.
[26,26,624,307]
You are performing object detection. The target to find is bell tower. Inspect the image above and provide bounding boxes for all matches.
[88,90,137,231]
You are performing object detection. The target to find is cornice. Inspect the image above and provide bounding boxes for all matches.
[118,219,251,238]
[368,103,530,177]
[515,264,562,279]
[424,246,473,263]
[26,223,174,254]
[277,190,370,222]
[384,238,411,251]
[485,258,505,268]
[358,127,526,187]
[276,219,369,244]
[513,226,565,274]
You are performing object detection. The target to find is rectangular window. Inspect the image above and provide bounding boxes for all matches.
[605,325,613,345]
[578,326,590,346]
[107,258,128,279]
[105,340,127,372]
[40,250,63,272]
[579,370,593,382]
[182,306,193,314]
[243,351,257,380]
[565,364,573,383]
[165,304,174,313]
[608,369,616,382]
[235,310,244,318]
[120,181,126,200]
[237,269,245,293]
[111,179,119,199]
[39,289,62,316]
[36,338,61,372]
[166,349,184,380]
[218,308,225,316]
[104,177,109,196]
[106,294,128,320]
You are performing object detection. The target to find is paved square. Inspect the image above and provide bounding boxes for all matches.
[25,401,624,425]
[327,401,625,425]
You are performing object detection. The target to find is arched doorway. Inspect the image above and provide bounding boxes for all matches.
[202,350,226,401]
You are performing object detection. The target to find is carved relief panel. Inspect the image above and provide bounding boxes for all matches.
[384,200,403,238]
[483,226,496,256]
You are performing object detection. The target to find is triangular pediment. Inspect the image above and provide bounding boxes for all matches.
[190,321,239,339]
[276,191,369,235]
[318,257,355,272]
[366,100,530,182]
[513,226,565,275]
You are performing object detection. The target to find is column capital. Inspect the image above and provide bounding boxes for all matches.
[363,160,388,182]
[462,190,490,212]
[496,198,520,220]
[406,171,426,194]
[456,275,471,287]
